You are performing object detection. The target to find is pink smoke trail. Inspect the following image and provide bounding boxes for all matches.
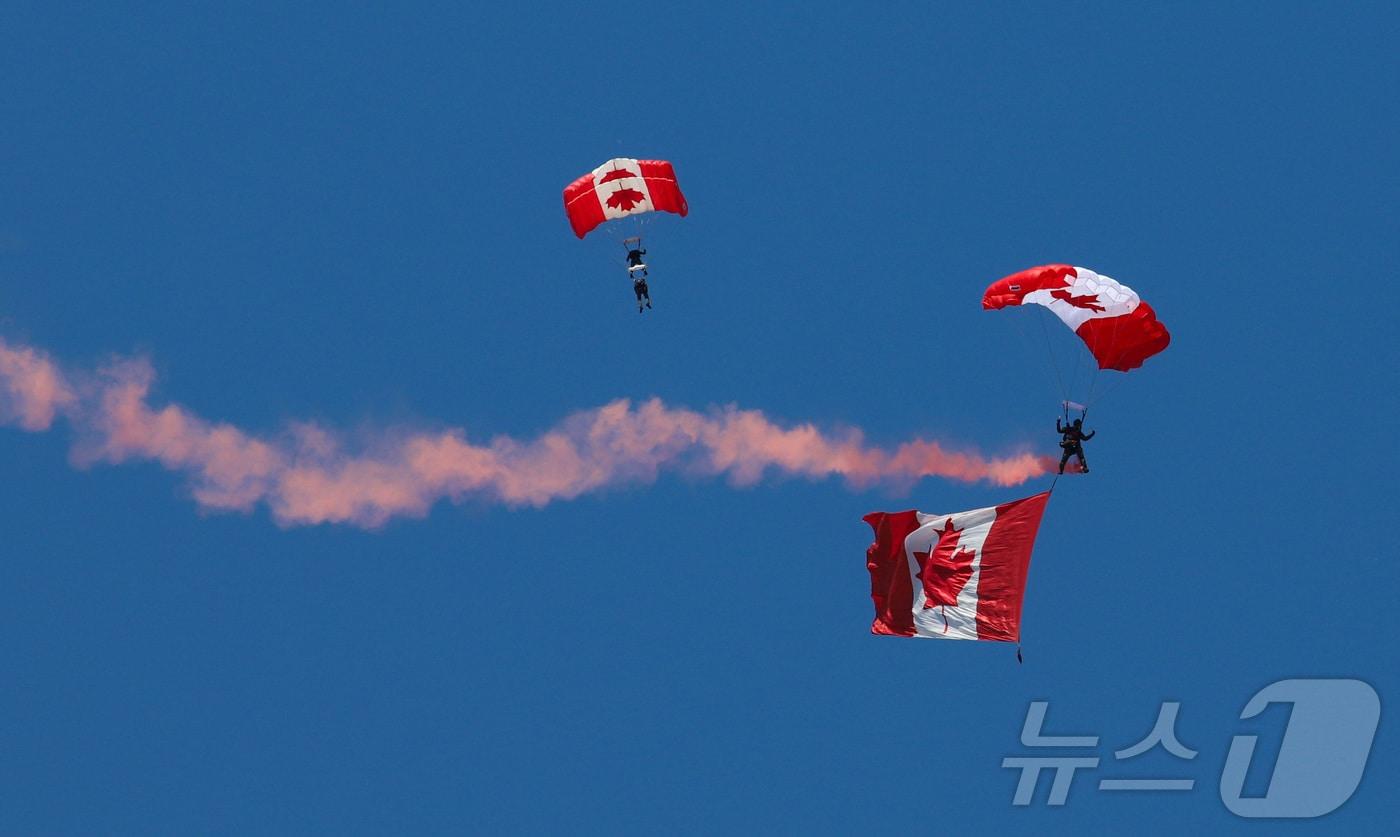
[1,336,1052,528]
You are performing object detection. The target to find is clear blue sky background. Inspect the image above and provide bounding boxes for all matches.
[2,2,1397,833]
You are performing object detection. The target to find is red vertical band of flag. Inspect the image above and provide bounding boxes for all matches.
[862,509,921,637]
[1075,301,1170,373]
[973,492,1050,641]
[636,160,688,216]
[562,172,606,239]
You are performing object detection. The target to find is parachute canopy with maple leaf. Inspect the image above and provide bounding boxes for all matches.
[562,157,688,239]
[982,265,1170,372]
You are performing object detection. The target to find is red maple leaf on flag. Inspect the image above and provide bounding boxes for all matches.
[598,168,639,184]
[1050,289,1106,312]
[913,518,976,608]
[606,188,646,212]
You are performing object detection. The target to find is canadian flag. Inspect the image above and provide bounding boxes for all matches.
[562,158,688,239]
[982,265,1170,371]
[863,492,1050,642]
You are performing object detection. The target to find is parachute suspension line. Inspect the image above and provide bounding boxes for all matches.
[622,211,655,261]
[1086,371,1122,412]
[1010,313,1061,408]
[1035,308,1070,405]
[1083,348,1105,410]
[1064,320,1088,409]
[1085,363,1103,409]
[1089,368,1132,410]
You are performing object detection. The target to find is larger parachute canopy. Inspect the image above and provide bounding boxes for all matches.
[982,265,1170,372]
[563,158,688,239]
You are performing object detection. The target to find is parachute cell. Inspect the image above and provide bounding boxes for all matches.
[982,265,1170,372]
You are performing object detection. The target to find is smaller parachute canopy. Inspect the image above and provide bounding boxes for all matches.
[563,158,688,239]
[982,265,1170,372]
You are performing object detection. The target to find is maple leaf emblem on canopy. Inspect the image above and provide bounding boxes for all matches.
[1051,289,1107,312]
[598,168,639,184]
[913,518,976,608]
[606,188,646,212]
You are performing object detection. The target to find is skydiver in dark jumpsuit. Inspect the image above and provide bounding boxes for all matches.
[1057,417,1095,474]
[627,246,651,312]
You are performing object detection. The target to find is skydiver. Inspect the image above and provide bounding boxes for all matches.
[626,244,647,277]
[1056,416,1095,474]
[634,275,652,313]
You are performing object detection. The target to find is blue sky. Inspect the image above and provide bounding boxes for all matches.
[2,2,1397,833]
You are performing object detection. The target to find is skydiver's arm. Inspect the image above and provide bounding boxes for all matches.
[1082,430,1095,440]
[1056,419,1065,433]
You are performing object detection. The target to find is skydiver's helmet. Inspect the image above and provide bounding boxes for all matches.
[1071,418,1083,429]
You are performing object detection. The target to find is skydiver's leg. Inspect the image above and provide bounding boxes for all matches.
[1076,450,1088,473]
[1059,449,1070,474]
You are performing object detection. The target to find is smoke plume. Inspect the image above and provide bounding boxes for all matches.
[2,336,1051,527]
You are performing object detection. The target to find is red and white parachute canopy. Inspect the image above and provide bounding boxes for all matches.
[562,158,688,239]
[982,265,1170,372]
